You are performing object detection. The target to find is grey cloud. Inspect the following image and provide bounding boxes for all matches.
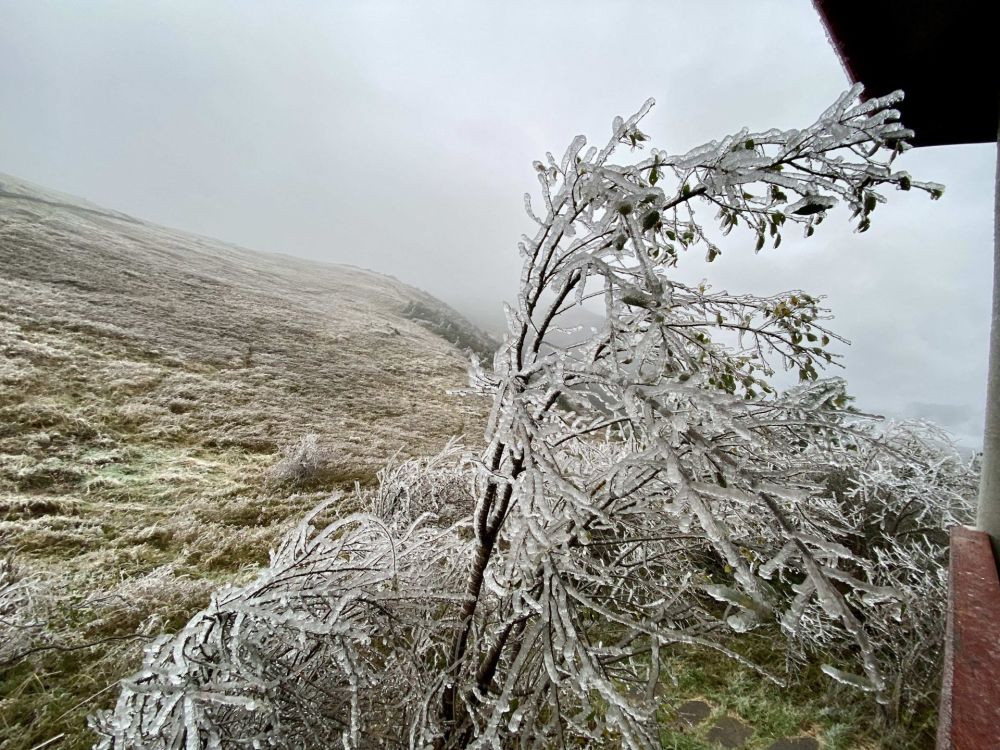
[905,402,978,436]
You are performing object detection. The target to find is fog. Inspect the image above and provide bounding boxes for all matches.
[1,0,994,445]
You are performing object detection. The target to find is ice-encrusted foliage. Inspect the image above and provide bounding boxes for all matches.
[91,447,475,748]
[0,556,49,668]
[791,422,976,723]
[439,86,957,747]
[94,87,971,748]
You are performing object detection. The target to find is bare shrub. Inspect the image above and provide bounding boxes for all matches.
[266,433,331,487]
[0,556,50,668]
[368,439,473,525]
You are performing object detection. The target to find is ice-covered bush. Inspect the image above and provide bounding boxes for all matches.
[0,556,49,668]
[266,433,330,487]
[369,439,474,526]
[430,85,954,747]
[94,87,973,748]
[91,449,474,748]
[790,421,976,725]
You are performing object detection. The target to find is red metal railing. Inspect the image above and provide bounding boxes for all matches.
[937,526,1000,748]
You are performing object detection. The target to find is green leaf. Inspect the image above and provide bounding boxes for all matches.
[792,203,826,216]
[641,210,660,231]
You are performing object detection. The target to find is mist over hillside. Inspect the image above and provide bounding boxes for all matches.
[0,172,496,461]
[0,173,493,748]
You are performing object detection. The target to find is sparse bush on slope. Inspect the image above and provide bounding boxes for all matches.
[266,433,331,487]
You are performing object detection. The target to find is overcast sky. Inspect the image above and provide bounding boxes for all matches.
[1,1,995,447]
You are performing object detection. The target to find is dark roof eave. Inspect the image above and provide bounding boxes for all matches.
[812,0,998,147]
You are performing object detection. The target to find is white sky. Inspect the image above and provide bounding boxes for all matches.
[1,0,995,446]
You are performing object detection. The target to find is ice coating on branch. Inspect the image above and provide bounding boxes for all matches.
[759,540,797,580]
[821,664,878,692]
[787,195,838,216]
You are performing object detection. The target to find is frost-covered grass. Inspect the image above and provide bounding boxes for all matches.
[0,176,491,749]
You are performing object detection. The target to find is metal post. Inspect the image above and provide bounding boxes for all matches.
[976,118,1000,558]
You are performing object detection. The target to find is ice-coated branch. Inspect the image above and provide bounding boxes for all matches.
[92,449,475,749]
[439,86,967,745]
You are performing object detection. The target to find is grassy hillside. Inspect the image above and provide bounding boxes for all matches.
[0,174,492,748]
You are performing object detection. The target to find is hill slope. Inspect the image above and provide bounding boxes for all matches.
[0,173,493,748]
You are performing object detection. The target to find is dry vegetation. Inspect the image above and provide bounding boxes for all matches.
[0,173,490,748]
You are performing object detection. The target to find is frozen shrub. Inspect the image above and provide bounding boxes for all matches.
[266,433,330,487]
[0,557,52,668]
[368,439,473,525]
[90,485,471,749]
[784,421,976,725]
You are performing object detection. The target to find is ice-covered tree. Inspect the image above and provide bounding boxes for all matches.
[430,84,955,747]
[92,86,974,749]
